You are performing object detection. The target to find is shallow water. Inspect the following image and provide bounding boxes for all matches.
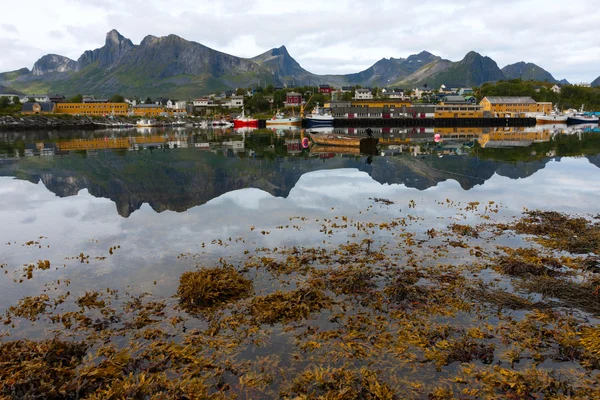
[1,127,600,397]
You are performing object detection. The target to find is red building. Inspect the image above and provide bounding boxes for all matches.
[318,85,332,94]
[285,92,302,106]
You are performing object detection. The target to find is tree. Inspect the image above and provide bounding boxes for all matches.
[12,96,20,105]
[69,94,83,103]
[145,97,153,104]
[110,94,125,103]
[235,88,246,96]
[27,97,35,103]
[0,97,9,109]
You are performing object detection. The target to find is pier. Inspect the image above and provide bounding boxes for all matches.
[330,117,536,128]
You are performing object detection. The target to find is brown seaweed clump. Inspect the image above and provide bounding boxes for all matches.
[250,288,332,325]
[178,266,253,312]
[514,210,600,254]
[494,247,564,277]
[281,366,396,399]
[0,339,88,398]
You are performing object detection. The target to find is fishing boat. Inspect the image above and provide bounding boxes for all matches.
[266,111,302,126]
[567,105,599,125]
[536,110,568,124]
[233,108,259,128]
[309,132,378,148]
[305,103,334,127]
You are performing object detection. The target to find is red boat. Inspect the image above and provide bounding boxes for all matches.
[233,108,258,128]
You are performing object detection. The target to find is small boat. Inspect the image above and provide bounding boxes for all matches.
[305,103,334,127]
[309,132,378,148]
[233,107,258,128]
[266,111,302,126]
[567,105,599,125]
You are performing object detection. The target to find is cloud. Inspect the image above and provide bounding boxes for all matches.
[0,0,598,82]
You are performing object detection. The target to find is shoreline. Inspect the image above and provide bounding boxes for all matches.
[0,115,188,130]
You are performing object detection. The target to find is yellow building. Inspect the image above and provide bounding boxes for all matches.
[55,103,129,116]
[132,105,166,116]
[435,104,484,118]
[479,96,552,116]
[350,99,412,108]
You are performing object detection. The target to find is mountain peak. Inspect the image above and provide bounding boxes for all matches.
[105,29,134,48]
[463,51,484,61]
[32,54,78,76]
[501,61,559,83]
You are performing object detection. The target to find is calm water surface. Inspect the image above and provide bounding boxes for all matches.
[1,125,600,324]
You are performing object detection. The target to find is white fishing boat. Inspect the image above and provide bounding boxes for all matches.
[536,108,568,124]
[305,102,334,127]
[266,111,302,126]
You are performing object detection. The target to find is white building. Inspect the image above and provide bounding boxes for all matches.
[550,85,561,94]
[21,94,49,103]
[354,88,373,100]
[193,97,213,107]
[166,100,187,110]
[226,95,244,108]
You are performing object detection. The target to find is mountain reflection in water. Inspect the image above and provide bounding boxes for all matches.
[0,125,599,217]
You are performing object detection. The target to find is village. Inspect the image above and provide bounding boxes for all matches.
[0,82,578,124]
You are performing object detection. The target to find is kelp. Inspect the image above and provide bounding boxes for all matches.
[2,208,600,397]
[249,288,332,325]
[0,339,88,398]
[514,210,600,254]
[177,266,253,313]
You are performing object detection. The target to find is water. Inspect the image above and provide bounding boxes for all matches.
[1,126,600,396]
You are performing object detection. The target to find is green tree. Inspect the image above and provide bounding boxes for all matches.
[236,88,246,96]
[0,97,9,109]
[110,94,125,103]
[145,97,153,104]
[27,97,35,103]
[12,96,20,105]
[340,92,352,101]
[69,94,83,103]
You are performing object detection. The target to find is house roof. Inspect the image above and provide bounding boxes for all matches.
[21,102,54,112]
[444,95,469,103]
[484,96,536,104]
[134,104,163,108]
[356,88,371,93]
[286,92,301,96]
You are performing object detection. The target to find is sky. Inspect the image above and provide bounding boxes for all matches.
[1,0,599,83]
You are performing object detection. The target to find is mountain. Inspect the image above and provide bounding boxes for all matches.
[0,30,278,98]
[0,29,572,97]
[592,76,600,87]
[395,51,505,87]
[501,62,559,83]
[333,51,442,87]
[252,45,322,86]
[0,85,22,95]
